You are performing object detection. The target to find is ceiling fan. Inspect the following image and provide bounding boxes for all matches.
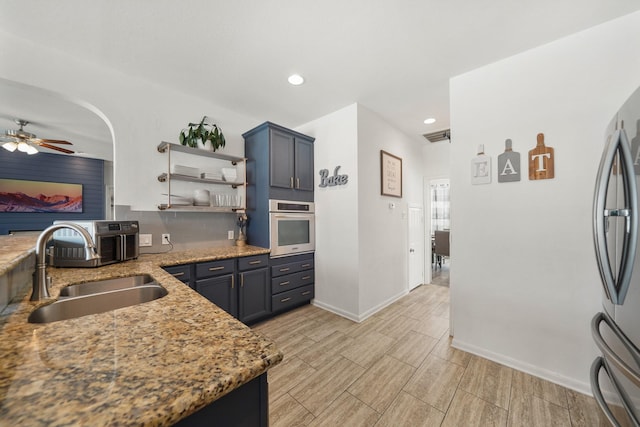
[1,119,74,155]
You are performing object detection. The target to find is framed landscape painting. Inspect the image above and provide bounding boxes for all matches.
[0,178,83,213]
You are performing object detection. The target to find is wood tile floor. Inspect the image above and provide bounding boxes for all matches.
[252,283,611,427]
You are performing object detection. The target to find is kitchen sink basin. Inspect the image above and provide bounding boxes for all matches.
[28,284,168,324]
[60,274,157,297]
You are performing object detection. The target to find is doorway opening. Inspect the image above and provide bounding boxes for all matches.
[429,178,450,286]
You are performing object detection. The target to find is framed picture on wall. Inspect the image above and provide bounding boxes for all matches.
[380,150,403,198]
[0,178,83,213]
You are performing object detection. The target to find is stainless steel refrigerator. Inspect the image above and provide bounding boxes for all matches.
[591,85,640,426]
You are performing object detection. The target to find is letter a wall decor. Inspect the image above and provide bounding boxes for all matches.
[471,144,491,185]
[497,139,520,183]
[528,133,555,180]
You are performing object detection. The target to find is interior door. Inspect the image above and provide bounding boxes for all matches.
[408,205,425,290]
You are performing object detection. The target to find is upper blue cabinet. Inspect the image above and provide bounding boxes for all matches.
[243,122,315,203]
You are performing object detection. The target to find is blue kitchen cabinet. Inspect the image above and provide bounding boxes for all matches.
[270,253,315,313]
[238,254,270,324]
[194,259,238,318]
[243,122,315,249]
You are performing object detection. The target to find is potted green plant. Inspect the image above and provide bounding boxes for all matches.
[179,116,226,151]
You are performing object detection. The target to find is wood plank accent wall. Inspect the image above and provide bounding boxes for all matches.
[0,151,104,234]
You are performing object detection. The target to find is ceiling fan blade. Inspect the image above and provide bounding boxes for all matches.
[39,142,75,154]
[37,138,73,145]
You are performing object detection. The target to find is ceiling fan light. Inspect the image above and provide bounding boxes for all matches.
[25,144,39,155]
[17,142,29,153]
[2,141,17,152]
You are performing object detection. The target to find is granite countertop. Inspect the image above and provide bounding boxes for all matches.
[0,240,282,426]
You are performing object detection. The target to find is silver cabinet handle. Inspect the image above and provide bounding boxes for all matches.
[209,266,225,271]
[302,276,311,280]
[301,263,311,268]
[231,275,234,289]
[591,311,640,387]
[280,297,292,303]
[296,177,300,189]
[279,281,290,286]
[593,129,638,304]
[172,272,185,277]
[590,357,639,427]
[240,273,244,288]
[301,291,311,296]
[279,267,290,272]
[290,177,294,188]
[249,260,262,265]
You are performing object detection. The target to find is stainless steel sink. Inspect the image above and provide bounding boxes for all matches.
[28,284,168,323]
[60,274,157,297]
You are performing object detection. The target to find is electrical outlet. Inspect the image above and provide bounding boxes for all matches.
[139,234,152,247]
[162,234,171,245]
[228,230,234,240]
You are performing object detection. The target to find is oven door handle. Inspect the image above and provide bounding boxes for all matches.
[271,213,314,220]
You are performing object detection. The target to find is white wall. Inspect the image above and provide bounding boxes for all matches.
[298,104,423,321]
[296,105,360,318]
[357,106,423,317]
[449,11,640,392]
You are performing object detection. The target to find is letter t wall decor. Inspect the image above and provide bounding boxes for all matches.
[528,133,555,180]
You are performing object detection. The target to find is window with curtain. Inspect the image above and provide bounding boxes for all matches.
[430,180,450,233]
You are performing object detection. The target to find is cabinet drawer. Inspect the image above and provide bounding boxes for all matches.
[196,259,236,279]
[238,254,269,271]
[163,264,191,284]
[271,258,314,277]
[271,270,314,294]
[272,284,314,312]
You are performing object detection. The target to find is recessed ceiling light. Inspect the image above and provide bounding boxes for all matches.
[288,74,305,85]
[424,118,436,124]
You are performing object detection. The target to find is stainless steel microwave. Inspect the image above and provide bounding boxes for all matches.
[50,220,139,267]
[269,200,315,257]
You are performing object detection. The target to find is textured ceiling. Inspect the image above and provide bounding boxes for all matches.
[1,0,640,160]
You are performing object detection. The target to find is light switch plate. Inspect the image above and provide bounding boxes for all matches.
[228,230,234,240]
[139,234,152,247]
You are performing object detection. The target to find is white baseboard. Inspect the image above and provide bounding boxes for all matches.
[313,289,409,323]
[451,338,592,395]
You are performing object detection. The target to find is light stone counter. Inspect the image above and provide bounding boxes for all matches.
[0,241,281,426]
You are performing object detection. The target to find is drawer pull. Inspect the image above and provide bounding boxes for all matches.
[281,297,292,303]
[301,264,311,268]
[231,275,235,289]
[241,274,244,288]
[279,267,290,272]
[249,260,262,265]
[302,275,311,280]
[172,272,185,277]
[209,266,225,271]
[279,281,290,286]
[301,291,311,296]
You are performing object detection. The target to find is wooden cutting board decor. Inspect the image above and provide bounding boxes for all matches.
[528,133,554,180]
[497,139,520,183]
[471,144,491,185]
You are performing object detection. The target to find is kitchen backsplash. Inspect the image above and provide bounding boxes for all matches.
[115,205,240,252]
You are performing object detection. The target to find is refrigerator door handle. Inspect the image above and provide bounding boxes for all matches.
[593,129,638,304]
[591,357,640,427]
[592,311,640,387]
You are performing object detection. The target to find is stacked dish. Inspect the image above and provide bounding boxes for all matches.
[221,168,238,182]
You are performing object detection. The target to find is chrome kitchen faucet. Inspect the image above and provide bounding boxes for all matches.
[32,222,101,301]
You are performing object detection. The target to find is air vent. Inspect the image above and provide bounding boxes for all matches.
[423,129,451,143]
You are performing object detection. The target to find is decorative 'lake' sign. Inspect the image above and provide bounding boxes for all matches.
[497,139,521,183]
[528,133,554,180]
[471,144,491,185]
[319,166,348,187]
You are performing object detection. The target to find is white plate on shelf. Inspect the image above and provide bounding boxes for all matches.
[161,194,193,205]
